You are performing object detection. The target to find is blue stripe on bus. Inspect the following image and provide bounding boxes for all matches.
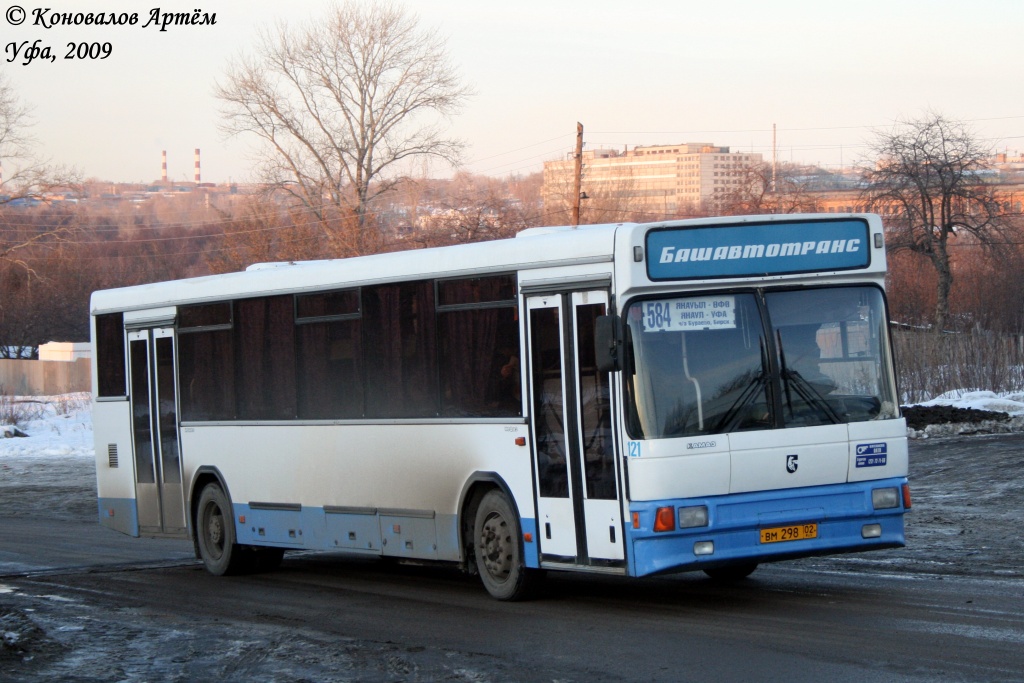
[229,504,539,568]
[96,497,538,569]
[626,477,908,577]
[98,497,139,537]
[521,518,540,569]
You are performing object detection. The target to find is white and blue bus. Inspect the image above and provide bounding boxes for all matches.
[91,213,910,600]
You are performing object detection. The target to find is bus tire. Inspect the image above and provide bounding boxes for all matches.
[473,490,541,601]
[196,482,247,576]
[703,562,758,582]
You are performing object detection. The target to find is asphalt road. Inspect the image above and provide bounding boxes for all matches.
[2,434,1023,682]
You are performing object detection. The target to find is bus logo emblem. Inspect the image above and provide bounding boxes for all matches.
[786,454,798,473]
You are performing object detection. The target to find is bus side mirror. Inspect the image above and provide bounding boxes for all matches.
[594,314,622,373]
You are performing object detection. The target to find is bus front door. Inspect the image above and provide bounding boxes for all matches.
[527,290,624,568]
[127,327,186,536]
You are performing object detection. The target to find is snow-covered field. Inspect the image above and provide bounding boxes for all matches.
[0,394,93,459]
[905,390,1024,438]
[920,389,1024,415]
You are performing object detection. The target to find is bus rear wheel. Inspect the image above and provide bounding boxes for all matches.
[473,490,541,601]
[196,482,250,576]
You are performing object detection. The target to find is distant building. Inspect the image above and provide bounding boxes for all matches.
[542,143,763,217]
[38,342,91,361]
[809,184,1024,218]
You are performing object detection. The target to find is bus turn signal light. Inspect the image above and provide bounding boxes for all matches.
[902,483,912,510]
[653,506,675,532]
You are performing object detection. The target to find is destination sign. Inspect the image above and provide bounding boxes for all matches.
[646,219,871,281]
[641,295,737,332]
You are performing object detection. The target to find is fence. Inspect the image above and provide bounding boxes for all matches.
[892,326,1024,403]
[0,358,92,396]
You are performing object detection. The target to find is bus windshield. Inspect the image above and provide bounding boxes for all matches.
[623,286,899,439]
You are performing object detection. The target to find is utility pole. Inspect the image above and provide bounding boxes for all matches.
[771,123,777,193]
[572,122,584,226]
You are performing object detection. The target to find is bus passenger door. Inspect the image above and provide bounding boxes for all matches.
[526,291,624,567]
[127,327,186,536]
[571,291,623,563]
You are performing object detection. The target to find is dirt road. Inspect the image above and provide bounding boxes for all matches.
[1,433,1022,682]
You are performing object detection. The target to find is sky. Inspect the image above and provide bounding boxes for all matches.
[2,0,1023,184]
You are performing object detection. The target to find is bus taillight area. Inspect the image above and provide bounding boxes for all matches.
[626,477,909,578]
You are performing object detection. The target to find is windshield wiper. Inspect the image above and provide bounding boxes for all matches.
[780,368,842,424]
[777,330,842,425]
[714,370,768,433]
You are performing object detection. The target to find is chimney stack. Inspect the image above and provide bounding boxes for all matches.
[161,150,168,184]
[194,148,201,184]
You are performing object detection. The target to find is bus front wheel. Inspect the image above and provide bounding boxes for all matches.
[473,490,541,601]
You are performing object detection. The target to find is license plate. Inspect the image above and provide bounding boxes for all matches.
[760,523,818,544]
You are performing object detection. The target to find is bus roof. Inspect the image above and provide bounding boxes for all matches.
[90,223,626,315]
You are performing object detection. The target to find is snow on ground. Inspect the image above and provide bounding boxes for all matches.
[0,394,93,460]
[916,389,1024,415]
[905,390,1024,439]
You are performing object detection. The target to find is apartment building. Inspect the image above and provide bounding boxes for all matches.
[542,142,763,217]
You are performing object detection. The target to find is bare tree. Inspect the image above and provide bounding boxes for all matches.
[0,73,32,179]
[713,162,823,216]
[203,199,327,274]
[407,172,531,248]
[0,206,93,358]
[861,113,1012,331]
[215,1,470,257]
[0,74,79,270]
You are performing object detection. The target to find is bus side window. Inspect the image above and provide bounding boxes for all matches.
[362,281,439,419]
[296,317,364,419]
[178,326,235,421]
[236,296,297,420]
[438,307,521,417]
[436,275,521,418]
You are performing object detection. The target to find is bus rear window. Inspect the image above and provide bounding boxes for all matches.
[95,313,126,397]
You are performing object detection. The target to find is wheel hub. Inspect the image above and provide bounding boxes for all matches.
[206,506,224,551]
[480,513,511,580]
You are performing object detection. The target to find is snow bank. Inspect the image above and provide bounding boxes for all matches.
[0,394,93,460]
[917,390,1024,417]
[905,390,1024,439]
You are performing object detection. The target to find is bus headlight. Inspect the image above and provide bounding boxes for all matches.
[871,487,900,509]
[678,505,709,529]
